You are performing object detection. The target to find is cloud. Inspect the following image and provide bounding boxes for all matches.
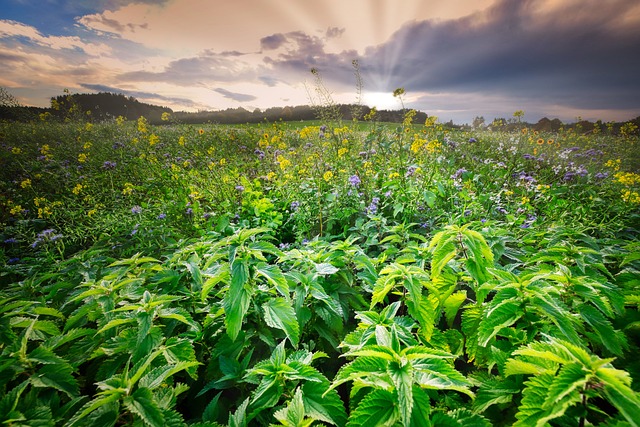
[212,88,257,102]
[79,83,203,108]
[261,33,287,51]
[356,0,640,114]
[117,50,262,86]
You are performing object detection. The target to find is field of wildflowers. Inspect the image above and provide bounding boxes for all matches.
[1,109,639,426]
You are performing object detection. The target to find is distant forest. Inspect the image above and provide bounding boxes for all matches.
[1,89,639,133]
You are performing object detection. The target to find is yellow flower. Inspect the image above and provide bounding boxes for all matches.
[536,138,544,145]
[219,158,226,166]
[148,134,160,146]
[615,172,640,186]
[338,148,348,157]
[521,196,530,205]
[87,208,97,217]
[605,159,621,171]
[78,153,88,163]
[178,136,186,146]
[72,184,83,195]
[122,182,134,196]
[622,190,640,204]
[137,116,148,133]
[40,144,51,155]
[277,155,291,170]
[161,112,171,121]
[83,141,92,150]
[389,172,400,180]
[20,179,32,189]
[34,197,46,207]
[198,128,205,135]
[547,139,554,145]
[115,116,125,126]
[504,190,514,196]
[323,171,334,182]
[10,205,22,215]
[266,171,276,180]
[12,147,21,154]
[84,123,93,132]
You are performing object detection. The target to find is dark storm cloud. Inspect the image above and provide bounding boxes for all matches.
[356,0,640,111]
[79,83,202,107]
[212,88,257,102]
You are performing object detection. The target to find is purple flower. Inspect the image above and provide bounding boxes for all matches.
[8,257,20,264]
[468,137,477,143]
[203,212,213,219]
[131,224,139,236]
[406,165,418,177]
[4,238,17,244]
[348,175,361,187]
[185,208,193,215]
[102,161,117,170]
[290,201,300,211]
[131,205,142,214]
[157,213,166,220]
[384,190,392,198]
[112,141,125,149]
[452,168,467,179]
[235,185,245,192]
[594,172,609,179]
[464,209,472,216]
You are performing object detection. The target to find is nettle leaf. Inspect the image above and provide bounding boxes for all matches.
[273,388,313,427]
[262,298,300,347]
[472,375,521,413]
[301,381,347,427]
[123,387,165,427]
[477,300,522,347]
[443,291,467,328]
[224,260,251,341]
[409,385,431,427]
[315,263,339,276]
[201,263,230,302]
[597,367,640,427]
[579,304,625,356]
[346,389,399,427]
[543,363,589,408]
[138,361,201,390]
[388,360,414,426]
[254,263,289,297]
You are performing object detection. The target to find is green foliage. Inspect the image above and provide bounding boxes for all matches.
[1,114,638,426]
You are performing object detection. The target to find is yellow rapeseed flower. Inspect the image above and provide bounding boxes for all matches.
[179,136,186,146]
[72,184,83,195]
[615,172,640,186]
[116,116,125,126]
[137,116,149,133]
[161,112,171,121]
[219,158,226,165]
[87,208,97,217]
[20,179,32,189]
[122,182,134,196]
[323,171,334,182]
[12,147,21,154]
[266,171,276,180]
[338,148,348,157]
[148,134,160,146]
[10,205,22,215]
[78,153,88,163]
[85,123,93,132]
[83,141,92,150]
[605,159,621,171]
[622,190,640,204]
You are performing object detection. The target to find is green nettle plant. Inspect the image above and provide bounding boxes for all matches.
[1,93,639,426]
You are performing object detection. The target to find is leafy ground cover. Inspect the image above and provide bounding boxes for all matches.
[1,111,639,426]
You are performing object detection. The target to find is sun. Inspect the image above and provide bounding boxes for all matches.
[363,91,401,110]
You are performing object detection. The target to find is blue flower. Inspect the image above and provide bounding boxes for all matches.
[157,213,167,220]
[290,201,300,211]
[348,175,361,187]
[131,205,142,214]
[235,185,245,192]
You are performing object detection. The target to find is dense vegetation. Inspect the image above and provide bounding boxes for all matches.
[1,107,639,426]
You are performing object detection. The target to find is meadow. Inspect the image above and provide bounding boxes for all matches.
[1,109,639,426]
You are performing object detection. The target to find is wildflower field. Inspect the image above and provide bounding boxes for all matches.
[1,111,639,426]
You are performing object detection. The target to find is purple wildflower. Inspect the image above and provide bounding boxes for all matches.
[185,208,193,215]
[131,205,142,214]
[406,165,418,177]
[290,201,300,211]
[102,161,117,170]
[235,185,245,192]
[4,238,17,244]
[157,213,167,220]
[468,137,477,143]
[452,168,467,179]
[349,175,361,187]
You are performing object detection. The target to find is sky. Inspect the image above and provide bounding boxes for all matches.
[1,0,640,124]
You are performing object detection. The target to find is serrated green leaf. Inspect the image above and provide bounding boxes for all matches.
[138,361,200,390]
[389,361,414,426]
[301,381,347,426]
[201,263,230,301]
[346,389,399,427]
[443,291,467,327]
[123,387,164,427]
[477,300,522,347]
[263,298,300,347]
[224,260,251,341]
[580,304,624,355]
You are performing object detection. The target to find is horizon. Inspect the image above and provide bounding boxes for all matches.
[2,0,640,125]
